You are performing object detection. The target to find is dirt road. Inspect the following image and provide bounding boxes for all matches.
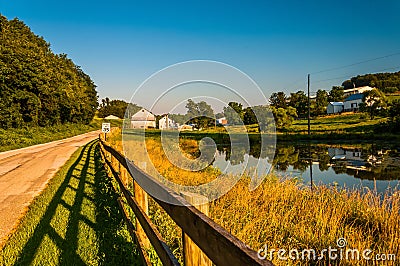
[0,131,100,247]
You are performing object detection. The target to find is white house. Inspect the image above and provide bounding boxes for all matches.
[344,93,364,112]
[327,102,344,114]
[130,108,156,129]
[158,115,178,130]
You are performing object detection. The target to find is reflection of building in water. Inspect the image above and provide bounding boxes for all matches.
[328,148,346,160]
[328,147,387,172]
[328,147,367,170]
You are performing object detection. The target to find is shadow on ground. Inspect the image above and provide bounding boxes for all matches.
[9,140,140,265]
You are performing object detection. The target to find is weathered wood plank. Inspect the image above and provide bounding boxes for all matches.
[181,192,212,266]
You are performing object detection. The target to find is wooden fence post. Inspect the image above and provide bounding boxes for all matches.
[134,162,151,250]
[181,192,212,266]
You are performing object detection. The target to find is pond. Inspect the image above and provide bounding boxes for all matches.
[212,142,400,194]
[122,131,400,195]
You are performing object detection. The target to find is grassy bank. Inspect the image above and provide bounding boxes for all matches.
[187,113,398,141]
[0,140,139,265]
[0,117,122,152]
[107,129,400,265]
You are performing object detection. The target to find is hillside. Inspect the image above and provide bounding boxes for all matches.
[342,71,400,93]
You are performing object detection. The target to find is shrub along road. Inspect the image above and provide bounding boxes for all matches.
[0,131,99,248]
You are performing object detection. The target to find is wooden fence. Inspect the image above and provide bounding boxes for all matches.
[98,137,274,266]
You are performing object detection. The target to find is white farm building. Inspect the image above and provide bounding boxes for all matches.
[130,108,156,129]
[159,116,178,130]
[327,102,344,114]
[344,93,364,112]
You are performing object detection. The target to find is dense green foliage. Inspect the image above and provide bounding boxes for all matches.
[223,102,244,125]
[342,71,400,91]
[328,86,345,102]
[314,89,328,115]
[359,89,387,119]
[375,99,400,133]
[185,99,215,128]
[288,91,308,117]
[269,91,287,109]
[0,16,98,129]
[97,97,141,118]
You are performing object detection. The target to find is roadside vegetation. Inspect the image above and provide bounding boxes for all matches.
[106,129,400,266]
[0,140,139,265]
[0,117,122,152]
[0,16,98,129]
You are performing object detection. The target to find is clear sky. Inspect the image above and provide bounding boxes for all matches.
[1,0,400,113]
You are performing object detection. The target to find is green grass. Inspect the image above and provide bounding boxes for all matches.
[0,140,140,266]
[0,117,122,152]
[289,113,386,134]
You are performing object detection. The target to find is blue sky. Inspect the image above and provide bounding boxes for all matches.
[1,0,399,113]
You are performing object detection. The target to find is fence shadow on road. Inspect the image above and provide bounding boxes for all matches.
[3,140,138,265]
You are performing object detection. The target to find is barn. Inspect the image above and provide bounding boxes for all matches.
[130,108,156,129]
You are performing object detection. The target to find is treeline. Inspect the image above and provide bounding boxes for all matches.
[268,90,333,118]
[0,16,98,129]
[342,71,400,93]
[97,98,141,119]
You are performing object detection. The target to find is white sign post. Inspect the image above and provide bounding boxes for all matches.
[102,122,111,141]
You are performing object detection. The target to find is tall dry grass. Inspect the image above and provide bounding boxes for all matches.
[106,128,400,265]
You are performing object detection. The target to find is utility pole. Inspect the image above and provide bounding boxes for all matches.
[307,74,311,136]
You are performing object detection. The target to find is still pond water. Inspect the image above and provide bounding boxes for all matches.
[211,142,400,194]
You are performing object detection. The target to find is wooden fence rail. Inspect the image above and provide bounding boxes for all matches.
[99,137,274,266]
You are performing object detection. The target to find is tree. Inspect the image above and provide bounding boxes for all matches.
[314,89,328,115]
[269,92,287,108]
[168,113,187,125]
[223,102,244,125]
[271,106,298,130]
[252,105,275,132]
[328,86,345,102]
[360,89,387,119]
[185,99,215,128]
[243,107,257,125]
[98,99,141,119]
[288,91,308,118]
[0,16,98,128]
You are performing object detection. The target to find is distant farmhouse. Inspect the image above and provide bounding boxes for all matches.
[216,117,228,125]
[131,108,156,129]
[327,86,375,114]
[327,102,344,114]
[344,93,364,112]
[159,115,178,130]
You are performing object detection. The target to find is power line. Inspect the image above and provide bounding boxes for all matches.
[311,52,400,75]
[312,65,400,85]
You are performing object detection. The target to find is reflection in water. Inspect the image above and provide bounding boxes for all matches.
[213,140,400,194]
